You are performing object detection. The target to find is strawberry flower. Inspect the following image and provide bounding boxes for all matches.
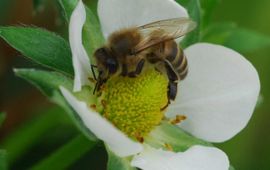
[60,0,260,169]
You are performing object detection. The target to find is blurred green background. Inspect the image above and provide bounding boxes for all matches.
[0,0,269,169]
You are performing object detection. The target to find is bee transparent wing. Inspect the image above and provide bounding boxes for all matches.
[133,18,196,54]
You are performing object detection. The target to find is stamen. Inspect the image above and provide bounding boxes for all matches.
[101,99,107,107]
[170,115,187,125]
[90,104,97,110]
[164,143,173,151]
[135,133,144,143]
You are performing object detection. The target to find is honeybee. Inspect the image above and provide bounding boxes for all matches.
[93,18,196,101]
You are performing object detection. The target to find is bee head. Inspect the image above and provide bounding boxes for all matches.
[94,47,118,76]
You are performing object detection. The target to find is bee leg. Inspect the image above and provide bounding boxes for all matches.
[93,81,99,94]
[128,59,145,77]
[161,101,170,111]
[93,72,105,95]
[135,59,145,74]
[165,63,178,82]
[168,81,178,101]
[121,64,128,76]
[93,76,101,95]
[91,64,98,81]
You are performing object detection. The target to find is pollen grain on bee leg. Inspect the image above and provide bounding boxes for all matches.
[170,114,187,125]
[164,143,173,151]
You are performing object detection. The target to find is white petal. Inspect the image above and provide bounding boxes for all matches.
[98,0,188,38]
[69,0,92,92]
[60,86,143,157]
[131,145,229,170]
[167,43,260,142]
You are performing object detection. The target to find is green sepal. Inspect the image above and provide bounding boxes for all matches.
[58,0,105,61]
[14,68,73,97]
[106,147,136,170]
[14,69,97,141]
[0,27,73,76]
[146,122,236,169]
[145,122,212,152]
[202,22,270,53]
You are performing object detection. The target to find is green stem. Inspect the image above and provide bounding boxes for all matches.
[31,135,98,170]
[1,107,70,164]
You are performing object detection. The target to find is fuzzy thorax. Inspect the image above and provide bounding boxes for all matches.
[102,68,169,140]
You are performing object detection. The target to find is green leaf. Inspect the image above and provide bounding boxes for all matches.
[0,112,6,127]
[14,69,97,141]
[32,135,98,170]
[178,0,201,48]
[58,0,104,61]
[0,27,74,75]
[201,22,237,45]
[229,165,236,170]
[200,0,220,27]
[225,28,270,53]
[0,150,7,170]
[202,23,270,53]
[106,148,136,170]
[175,0,189,7]
[178,0,219,28]
[145,122,211,152]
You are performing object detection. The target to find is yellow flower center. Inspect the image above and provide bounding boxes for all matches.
[102,68,169,140]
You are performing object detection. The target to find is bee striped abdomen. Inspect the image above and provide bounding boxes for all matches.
[165,41,188,81]
[175,50,188,80]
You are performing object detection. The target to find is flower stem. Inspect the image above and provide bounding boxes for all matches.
[31,134,98,170]
[1,107,70,164]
